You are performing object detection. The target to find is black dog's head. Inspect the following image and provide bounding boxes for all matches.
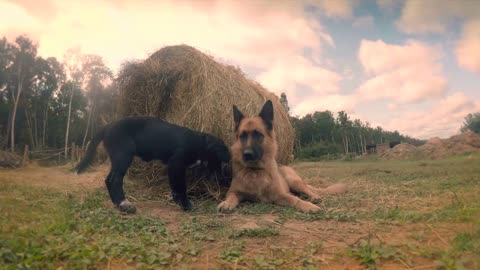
[203,134,232,187]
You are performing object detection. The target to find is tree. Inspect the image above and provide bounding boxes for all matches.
[0,37,15,149]
[80,54,113,149]
[461,113,480,133]
[280,92,290,114]
[27,56,65,149]
[63,48,83,158]
[9,36,37,152]
[337,111,351,154]
[47,81,87,148]
[353,119,364,154]
[312,111,335,142]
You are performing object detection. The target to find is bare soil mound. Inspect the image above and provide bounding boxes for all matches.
[380,143,424,160]
[382,131,480,160]
[419,131,480,159]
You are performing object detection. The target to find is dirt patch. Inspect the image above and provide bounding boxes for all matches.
[0,163,107,192]
[138,198,455,268]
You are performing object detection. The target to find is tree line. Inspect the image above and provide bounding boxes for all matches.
[280,94,426,159]
[0,35,119,158]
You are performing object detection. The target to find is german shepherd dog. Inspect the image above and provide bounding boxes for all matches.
[75,116,231,213]
[217,101,346,213]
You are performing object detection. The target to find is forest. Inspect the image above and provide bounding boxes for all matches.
[0,35,119,160]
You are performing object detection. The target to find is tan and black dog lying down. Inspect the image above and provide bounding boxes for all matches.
[218,100,346,213]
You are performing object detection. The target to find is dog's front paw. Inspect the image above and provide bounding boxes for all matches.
[118,200,137,214]
[217,200,236,212]
[298,201,321,213]
[181,199,193,211]
[309,194,321,203]
[173,193,193,211]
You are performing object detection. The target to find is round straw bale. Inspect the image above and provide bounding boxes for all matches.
[118,45,294,165]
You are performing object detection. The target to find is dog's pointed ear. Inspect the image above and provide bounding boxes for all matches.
[259,100,274,131]
[233,105,244,131]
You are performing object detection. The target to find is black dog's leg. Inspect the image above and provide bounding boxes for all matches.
[168,155,192,211]
[104,170,113,194]
[108,153,135,214]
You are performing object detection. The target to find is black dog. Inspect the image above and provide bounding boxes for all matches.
[75,116,231,213]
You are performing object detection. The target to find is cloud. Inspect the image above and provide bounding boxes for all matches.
[308,0,356,18]
[396,0,480,34]
[0,0,342,110]
[291,94,357,117]
[5,0,57,21]
[257,55,341,103]
[455,20,480,74]
[387,103,397,110]
[376,0,401,12]
[0,1,41,40]
[382,92,480,139]
[357,39,447,103]
[394,0,480,74]
[352,16,374,29]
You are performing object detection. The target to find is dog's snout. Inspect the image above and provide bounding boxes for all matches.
[243,149,255,161]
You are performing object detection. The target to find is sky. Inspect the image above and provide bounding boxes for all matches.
[1,0,479,139]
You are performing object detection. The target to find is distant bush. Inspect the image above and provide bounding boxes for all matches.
[296,142,342,160]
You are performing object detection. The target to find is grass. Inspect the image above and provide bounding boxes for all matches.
[0,186,174,269]
[347,238,405,270]
[230,228,279,239]
[432,228,480,270]
[1,152,480,268]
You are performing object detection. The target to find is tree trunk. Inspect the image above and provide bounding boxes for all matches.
[82,104,93,150]
[363,134,367,153]
[345,136,350,155]
[3,108,12,150]
[42,105,47,147]
[343,134,348,155]
[33,108,39,148]
[90,103,96,143]
[11,74,23,153]
[359,132,364,154]
[25,108,35,149]
[65,84,74,158]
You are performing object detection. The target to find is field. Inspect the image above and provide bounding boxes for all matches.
[1,153,479,269]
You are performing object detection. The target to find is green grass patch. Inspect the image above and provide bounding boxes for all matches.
[347,239,405,270]
[0,184,188,269]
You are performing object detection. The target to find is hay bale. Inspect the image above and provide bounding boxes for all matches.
[117,45,294,198]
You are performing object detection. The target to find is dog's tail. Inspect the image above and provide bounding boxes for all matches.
[309,183,348,195]
[75,128,106,174]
